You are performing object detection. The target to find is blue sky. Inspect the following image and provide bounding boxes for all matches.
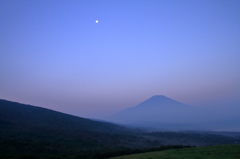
[1,0,240,118]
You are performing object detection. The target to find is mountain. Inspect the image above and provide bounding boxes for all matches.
[106,95,199,124]
[105,95,240,131]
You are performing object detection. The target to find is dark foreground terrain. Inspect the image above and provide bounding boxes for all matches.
[1,99,240,159]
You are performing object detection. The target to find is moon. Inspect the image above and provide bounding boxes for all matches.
[95,20,99,23]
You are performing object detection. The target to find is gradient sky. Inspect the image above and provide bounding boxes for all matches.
[1,0,240,118]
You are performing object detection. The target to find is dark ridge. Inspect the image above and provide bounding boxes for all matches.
[0,99,127,134]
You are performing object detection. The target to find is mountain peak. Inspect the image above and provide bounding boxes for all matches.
[149,95,170,100]
[138,95,179,108]
[151,95,166,97]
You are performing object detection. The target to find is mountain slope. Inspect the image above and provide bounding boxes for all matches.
[0,99,127,134]
[0,99,144,158]
[0,99,138,153]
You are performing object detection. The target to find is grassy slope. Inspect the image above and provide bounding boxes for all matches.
[110,145,240,159]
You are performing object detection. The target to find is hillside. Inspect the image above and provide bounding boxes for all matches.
[109,144,240,159]
[0,99,127,134]
[0,99,140,158]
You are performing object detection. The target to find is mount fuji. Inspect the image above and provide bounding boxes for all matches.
[105,95,227,131]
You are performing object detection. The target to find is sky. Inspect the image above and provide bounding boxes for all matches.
[1,0,240,119]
